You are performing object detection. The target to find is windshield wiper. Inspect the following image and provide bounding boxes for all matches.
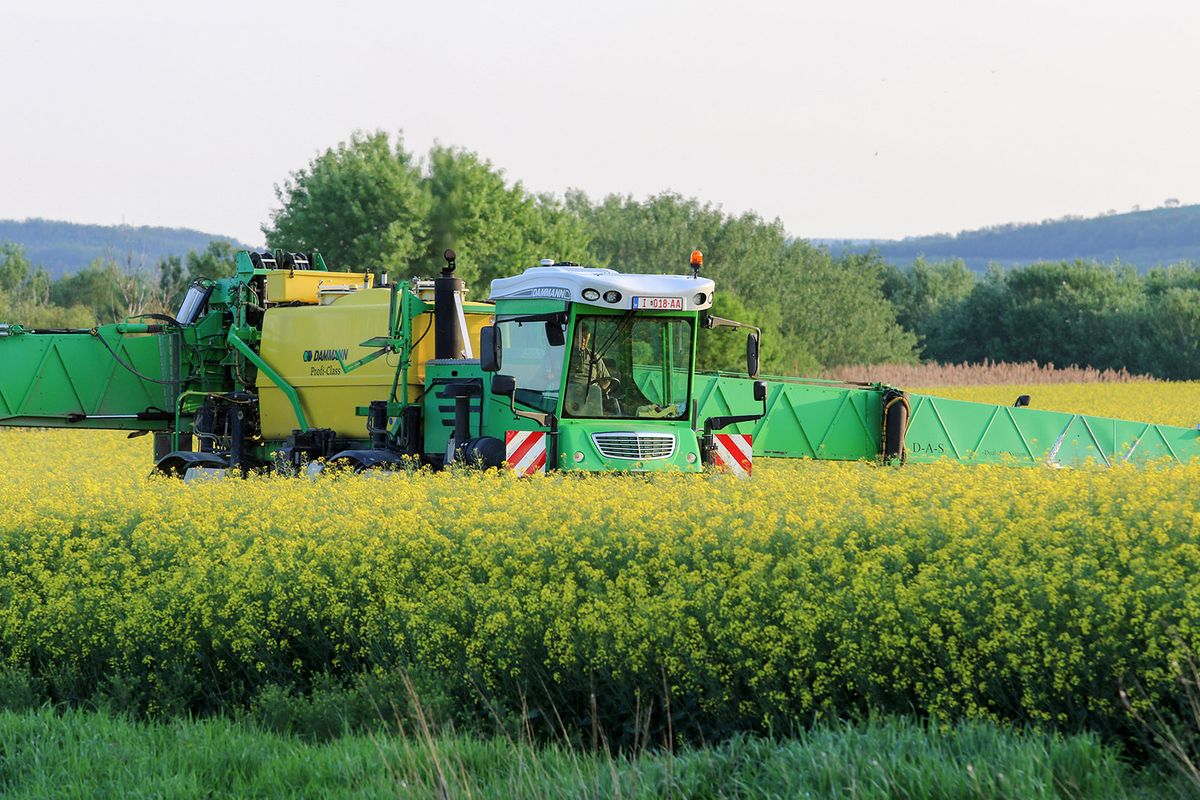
[594,310,635,361]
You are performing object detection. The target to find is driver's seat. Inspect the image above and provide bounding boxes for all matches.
[565,383,604,417]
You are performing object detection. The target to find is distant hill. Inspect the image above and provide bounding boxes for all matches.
[10,204,1199,279]
[821,204,1200,271]
[0,219,254,278]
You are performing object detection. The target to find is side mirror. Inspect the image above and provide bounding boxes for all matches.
[545,320,565,347]
[480,325,502,372]
[491,373,516,397]
[753,380,767,403]
[746,332,760,378]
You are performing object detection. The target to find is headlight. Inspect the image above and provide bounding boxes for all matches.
[692,292,707,305]
[603,290,622,304]
[581,288,600,301]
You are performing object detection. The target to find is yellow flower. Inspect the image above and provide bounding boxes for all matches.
[0,382,1196,734]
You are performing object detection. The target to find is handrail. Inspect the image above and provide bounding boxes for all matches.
[226,328,309,432]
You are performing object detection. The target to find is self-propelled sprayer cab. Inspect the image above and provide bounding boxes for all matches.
[481,260,721,473]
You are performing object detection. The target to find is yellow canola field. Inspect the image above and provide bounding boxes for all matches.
[0,382,1197,738]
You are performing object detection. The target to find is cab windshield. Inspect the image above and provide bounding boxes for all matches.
[563,314,693,420]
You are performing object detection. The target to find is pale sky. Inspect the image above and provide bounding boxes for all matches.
[2,1,1197,246]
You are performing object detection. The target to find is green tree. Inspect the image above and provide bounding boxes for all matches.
[49,258,141,323]
[1132,263,1200,378]
[0,242,94,327]
[264,131,430,272]
[0,242,31,292]
[704,211,792,308]
[567,191,726,276]
[417,145,592,287]
[571,192,912,372]
[696,291,818,375]
[1138,286,1200,379]
[780,248,918,368]
[186,240,237,282]
[698,292,750,372]
[157,255,185,309]
[882,257,976,347]
[51,262,117,320]
[930,260,1146,370]
[0,297,94,328]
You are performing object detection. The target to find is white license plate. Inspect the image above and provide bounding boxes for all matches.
[632,296,683,310]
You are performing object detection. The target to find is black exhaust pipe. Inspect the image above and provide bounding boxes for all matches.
[434,249,466,360]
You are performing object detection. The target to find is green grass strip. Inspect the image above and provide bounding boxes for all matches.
[0,709,1171,799]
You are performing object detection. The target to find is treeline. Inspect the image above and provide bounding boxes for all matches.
[261,132,914,376]
[3,130,1199,379]
[885,258,1200,380]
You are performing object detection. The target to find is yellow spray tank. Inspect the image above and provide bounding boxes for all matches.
[258,281,490,440]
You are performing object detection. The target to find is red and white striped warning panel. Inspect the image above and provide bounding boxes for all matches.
[711,433,753,478]
[505,430,547,476]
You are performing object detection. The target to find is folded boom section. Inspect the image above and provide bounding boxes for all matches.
[696,373,1200,466]
[0,329,175,430]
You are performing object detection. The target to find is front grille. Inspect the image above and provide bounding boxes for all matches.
[591,432,676,460]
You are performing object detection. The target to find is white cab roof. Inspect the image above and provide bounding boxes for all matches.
[489,265,715,311]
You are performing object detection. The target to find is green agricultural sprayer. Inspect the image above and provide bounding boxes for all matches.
[0,248,1195,476]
